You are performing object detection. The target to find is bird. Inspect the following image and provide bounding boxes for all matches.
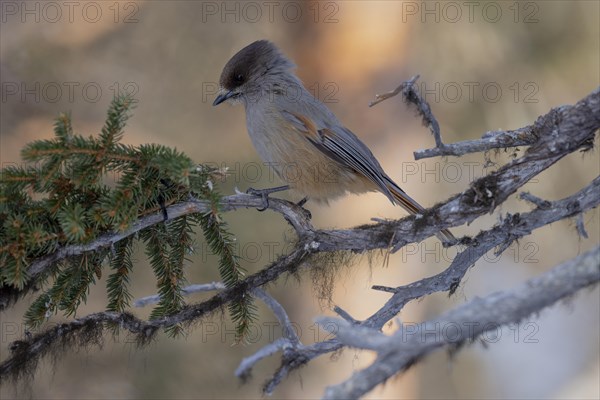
[213,40,455,243]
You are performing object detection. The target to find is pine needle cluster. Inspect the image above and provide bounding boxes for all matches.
[0,94,256,339]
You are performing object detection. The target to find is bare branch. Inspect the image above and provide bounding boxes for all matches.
[252,175,600,393]
[323,245,600,399]
[415,87,599,159]
[363,176,600,329]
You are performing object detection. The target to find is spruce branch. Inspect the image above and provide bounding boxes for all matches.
[197,188,258,341]
[142,223,186,336]
[1,93,200,329]
[106,237,134,312]
[1,93,261,340]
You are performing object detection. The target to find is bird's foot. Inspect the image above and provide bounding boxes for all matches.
[246,185,290,211]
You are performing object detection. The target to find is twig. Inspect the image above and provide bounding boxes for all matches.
[368,75,420,107]
[370,75,445,148]
[252,288,300,345]
[333,306,360,325]
[134,282,226,307]
[235,288,304,381]
[576,213,589,239]
[519,192,551,209]
[414,125,537,160]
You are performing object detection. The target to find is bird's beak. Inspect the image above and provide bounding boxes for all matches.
[212,89,236,106]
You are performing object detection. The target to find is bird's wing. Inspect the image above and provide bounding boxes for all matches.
[281,108,455,243]
[281,110,395,203]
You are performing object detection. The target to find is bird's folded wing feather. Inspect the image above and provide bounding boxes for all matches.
[281,110,395,203]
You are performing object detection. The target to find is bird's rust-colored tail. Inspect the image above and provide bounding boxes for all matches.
[385,179,455,244]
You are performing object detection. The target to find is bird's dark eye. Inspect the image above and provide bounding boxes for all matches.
[234,74,244,83]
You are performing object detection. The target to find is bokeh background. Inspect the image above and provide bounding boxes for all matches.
[1,1,599,399]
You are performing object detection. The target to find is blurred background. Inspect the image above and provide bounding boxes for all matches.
[1,1,599,399]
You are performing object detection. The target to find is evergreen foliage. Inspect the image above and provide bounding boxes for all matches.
[0,94,256,338]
